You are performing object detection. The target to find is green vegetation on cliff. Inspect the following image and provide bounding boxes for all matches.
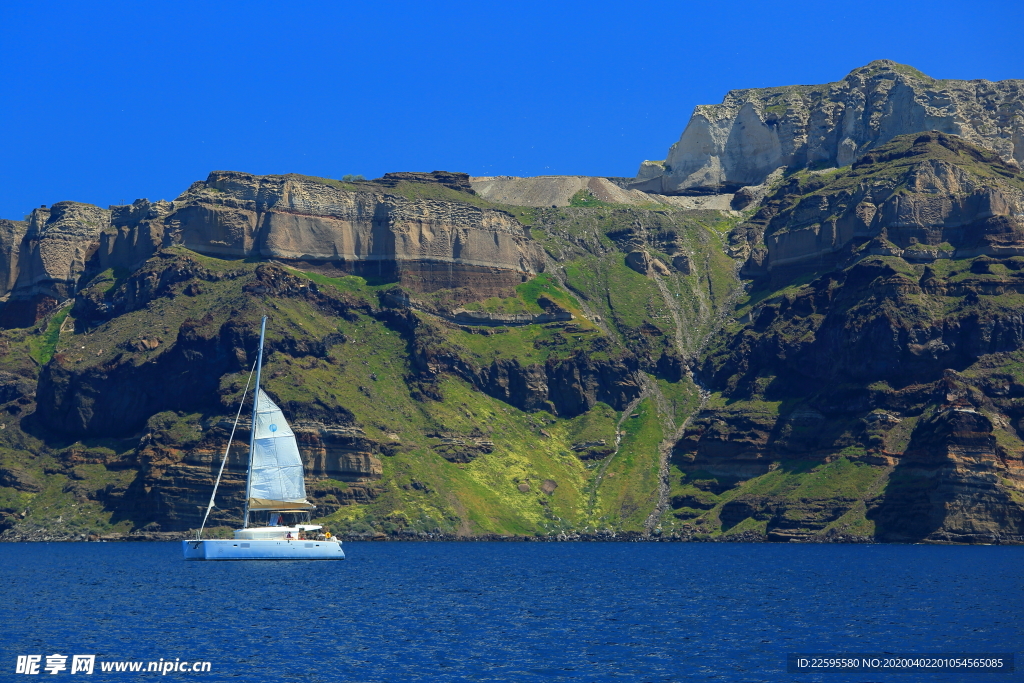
[676,133,1024,543]
[3,139,1023,544]
[0,187,745,540]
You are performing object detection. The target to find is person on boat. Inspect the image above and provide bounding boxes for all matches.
[285,531,293,540]
[324,529,332,540]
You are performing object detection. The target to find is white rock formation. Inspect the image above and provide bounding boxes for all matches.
[470,175,737,211]
[632,60,1024,194]
[13,202,110,300]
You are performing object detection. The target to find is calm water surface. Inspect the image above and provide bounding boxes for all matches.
[1,542,1021,682]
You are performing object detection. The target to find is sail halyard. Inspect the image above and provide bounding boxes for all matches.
[196,357,259,540]
[242,316,268,528]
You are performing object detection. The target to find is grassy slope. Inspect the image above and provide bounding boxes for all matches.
[17,190,930,540]
[2,216,718,535]
[684,251,1024,539]
[656,133,1024,539]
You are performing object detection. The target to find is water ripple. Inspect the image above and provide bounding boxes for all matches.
[1,542,1021,681]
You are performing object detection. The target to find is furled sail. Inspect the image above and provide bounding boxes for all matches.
[247,389,312,510]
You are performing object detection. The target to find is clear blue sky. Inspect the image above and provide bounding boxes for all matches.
[1,0,1021,220]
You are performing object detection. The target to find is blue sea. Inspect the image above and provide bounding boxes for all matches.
[1,542,1021,682]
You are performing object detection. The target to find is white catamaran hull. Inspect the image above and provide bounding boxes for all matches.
[182,538,345,560]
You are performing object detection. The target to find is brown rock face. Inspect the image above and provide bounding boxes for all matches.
[625,250,650,274]
[683,132,1024,542]
[636,60,1024,194]
[734,132,1024,280]
[0,466,42,492]
[0,171,544,327]
[1,203,110,327]
[38,262,374,438]
[671,253,693,275]
[128,419,385,530]
[374,171,475,192]
[164,171,542,295]
[292,423,383,481]
[428,349,642,418]
[867,407,1024,542]
[685,220,1024,542]
[429,432,495,463]
[0,219,27,297]
[98,199,175,272]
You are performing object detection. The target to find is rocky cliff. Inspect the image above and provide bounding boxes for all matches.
[0,171,544,328]
[733,132,1024,279]
[670,133,1024,543]
[0,203,110,325]
[169,171,542,289]
[634,60,1024,195]
[0,185,732,540]
[0,219,27,298]
[3,65,1024,544]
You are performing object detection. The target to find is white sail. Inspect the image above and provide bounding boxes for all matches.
[184,316,345,560]
[248,389,310,508]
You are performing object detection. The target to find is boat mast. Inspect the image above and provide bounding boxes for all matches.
[195,357,258,540]
[242,315,268,529]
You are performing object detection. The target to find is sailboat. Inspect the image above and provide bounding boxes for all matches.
[183,316,345,560]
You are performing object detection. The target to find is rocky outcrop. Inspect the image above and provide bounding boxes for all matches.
[678,129,1024,545]
[0,171,545,327]
[0,219,27,298]
[499,351,643,417]
[572,440,614,460]
[374,171,475,192]
[450,307,573,326]
[0,466,42,492]
[397,304,644,417]
[429,432,495,463]
[625,250,671,276]
[734,132,1024,278]
[292,422,384,481]
[1,203,110,326]
[97,199,175,273]
[165,171,542,295]
[38,261,374,437]
[634,60,1024,194]
[35,316,246,437]
[126,418,384,530]
[867,406,1024,542]
[682,193,1024,541]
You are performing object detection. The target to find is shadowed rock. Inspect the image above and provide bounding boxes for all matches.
[634,60,1024,195]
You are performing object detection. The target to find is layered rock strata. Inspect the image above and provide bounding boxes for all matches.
[169,171,541,297]
[734,132,1024,279]
[634,60,1024,194]
[667,130,1024,543]
[129,420,384,530]
[0,171,544,327]
[677,238,1024,541]
[0,203,110,325]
